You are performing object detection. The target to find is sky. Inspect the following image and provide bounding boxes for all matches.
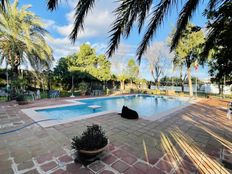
[17,0,210,81]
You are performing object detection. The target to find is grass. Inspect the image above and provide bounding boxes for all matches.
[0,96,7,102]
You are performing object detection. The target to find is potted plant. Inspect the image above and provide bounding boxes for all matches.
[71,124,108,161]
[16,94,28,105]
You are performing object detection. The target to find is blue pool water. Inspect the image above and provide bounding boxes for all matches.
[36,95,187,120]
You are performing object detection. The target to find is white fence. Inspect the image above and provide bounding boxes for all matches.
[151,84,232,95]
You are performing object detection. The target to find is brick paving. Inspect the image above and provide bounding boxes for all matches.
[0,98,232,173]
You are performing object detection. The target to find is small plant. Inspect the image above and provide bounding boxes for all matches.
[71,124,108,151]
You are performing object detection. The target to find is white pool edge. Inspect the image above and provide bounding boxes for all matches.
[21,108,118,128]
[21,95,200,128]
[143,98,200,121]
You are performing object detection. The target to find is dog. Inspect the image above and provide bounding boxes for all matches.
[120,106,139,119]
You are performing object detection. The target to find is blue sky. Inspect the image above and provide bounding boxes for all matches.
[18,0,210,81]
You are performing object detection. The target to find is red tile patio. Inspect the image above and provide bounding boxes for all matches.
[0,97,232,173]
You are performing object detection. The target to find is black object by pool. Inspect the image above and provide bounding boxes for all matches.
[120,105,139,119]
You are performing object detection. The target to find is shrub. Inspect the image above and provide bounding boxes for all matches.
[78,82,88,95]
[71,124,108,151]
[16,94,27,101]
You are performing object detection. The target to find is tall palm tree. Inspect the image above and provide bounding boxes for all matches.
[46,0,226,61]
[117,73,128,91]
[0,0,53,97]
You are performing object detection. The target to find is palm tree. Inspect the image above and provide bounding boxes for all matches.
[117,73,128,91]
[0,0,53,97]
[46,0,226,61]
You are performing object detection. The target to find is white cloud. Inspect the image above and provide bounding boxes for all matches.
[59,0,78,8]
[46,36,110,63]
[45,37,80,60]
[40,0,117,60]
[55,0,115,39]
[110,44,137,74]
[42,19,56,29]
[40,0,117,61]
[91,43,107,54]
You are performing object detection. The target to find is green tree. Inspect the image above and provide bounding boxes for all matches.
[68,44,96,73]
[47,0,224,61]
[110,74,117,89]
[173,24,205,96]
[0,0,53,97]
[94,54,111,82]
[203,2,232,95]
[117,73,128,91]
[134,78,147,89]
[65,44,111,92]
[68,44,111,82]
[173,55,187,92]
[53,58,72,90]
[126,58,139,85]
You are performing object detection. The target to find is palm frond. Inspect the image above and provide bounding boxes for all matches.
[201,28,217,57]
[202,1,232,57]
[170,0,201,51]
[107,0,152,57]
[106,0,136,57]
[47,0,59,10]
[123,1,139,38]
[0,54,6,65]
[69,0,96,42]
[0,0,7,9]
[138,0,152,33]
[208,0,225,10]
[137,0,177,62]
[124,0,152,37]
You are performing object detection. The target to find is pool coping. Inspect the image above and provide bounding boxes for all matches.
[21,94,199,128]
[145,99,198,121]
[21,108,117,128]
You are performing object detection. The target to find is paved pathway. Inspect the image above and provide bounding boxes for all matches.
[0,98,231,174]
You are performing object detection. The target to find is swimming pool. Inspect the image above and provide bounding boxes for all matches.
[36,95,188,121]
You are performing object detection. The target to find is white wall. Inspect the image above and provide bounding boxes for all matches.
[151,84,232,95]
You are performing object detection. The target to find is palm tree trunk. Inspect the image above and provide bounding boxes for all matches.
[218,83,221,95]
[156,80,159,89]
[120,81,123,90]
[120,80,125,90]
[112,80,115,89]
[181,80,185,92]
[150,70,156,86]
[180,66,184,92]
[187,67,193,96]
[10,65,19,99]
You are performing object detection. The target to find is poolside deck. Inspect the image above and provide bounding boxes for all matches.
[0,98,231,174]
